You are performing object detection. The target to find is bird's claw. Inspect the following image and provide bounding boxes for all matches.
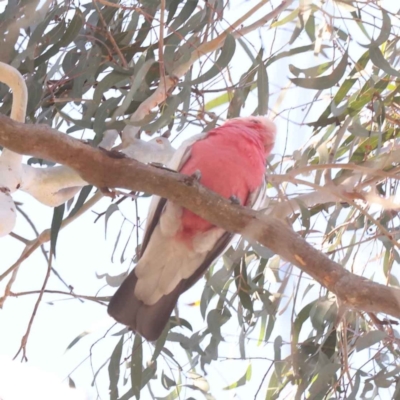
[229,195,241,205]
[99,147,127,159]
[100,187,118,198]
[183,170,202,186]
[191,170,202,181]
[149,162,176,172]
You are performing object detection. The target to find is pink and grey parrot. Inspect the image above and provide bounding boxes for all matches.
[108,116,277,341]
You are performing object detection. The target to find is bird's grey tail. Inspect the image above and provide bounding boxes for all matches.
[107,269,181,341]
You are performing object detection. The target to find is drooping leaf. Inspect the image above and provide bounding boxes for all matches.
[271,9,299,28]
[50,203,65,257]
[67,185,93,219]
[223,364,252,390]
[35,9,84,66]
[360,10,391,48]
[105,204,120,239]
[370,47,400,78]
[290,50,349,90]
[256,61,268,115]
[168,0,198,32]
[356,331,387,352]
[308,363,341,396]
[65,331,90,351]
[108,335,124,400]
[131,334,143,399]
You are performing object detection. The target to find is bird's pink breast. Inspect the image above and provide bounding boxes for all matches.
[178,127,266,238]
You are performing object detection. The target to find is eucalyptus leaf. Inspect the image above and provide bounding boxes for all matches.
[290,50,349,90]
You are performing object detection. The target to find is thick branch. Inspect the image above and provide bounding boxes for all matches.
[0,115,399,319]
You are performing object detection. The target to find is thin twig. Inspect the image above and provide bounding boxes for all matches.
[8,231,29,244]
[254,361,274,399]
[13,251,53,361]
[93,0,128,68]
[10,289,109,305]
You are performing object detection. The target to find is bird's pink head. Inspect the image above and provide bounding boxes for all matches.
[225,116,276,155]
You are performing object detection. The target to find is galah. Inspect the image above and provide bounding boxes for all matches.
[108,116,277,341]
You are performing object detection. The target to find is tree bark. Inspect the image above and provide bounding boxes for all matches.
[0,115,399,319]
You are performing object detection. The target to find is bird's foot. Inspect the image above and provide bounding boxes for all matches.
[184,170,202,186]
[99,147,127,159]
[229,195,241,205]
[191,170,202,181]
[149,162,176,172]
[100,187,118,198]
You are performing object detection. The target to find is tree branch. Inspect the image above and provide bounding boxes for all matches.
[0,115,399,319]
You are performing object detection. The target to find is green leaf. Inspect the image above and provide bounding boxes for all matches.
[305,14,316,42]
[265,369,280,400]
[29,6,64,46]
[293,300,317,345]
[205,92,234,112]
[168,0,198,32]
[309,363,341,396]
[35,9,84,66]
[370,47,400,78]
[67,185,93,219]
[152,324,169,362]
[134,1,158,45]
[271,9,299,28]
[50,203,65,257]
[65,331,90,351]
[207,308,231,340]
[105,204,120,239]
[335,0,357,12]
[294,199,310,232]
[108,335,124,400]
[290,50,349,90]
[256,61,268,115]
[131,334,143,399]
[314,50,370,126]
[93,72,129,107]
[93,96,122,135]
[177,70,192,129]
[348,76,389,116]
[227,49,262,118]
[266,44,320,67]
[96,271,128,287]
[26,80,43,115]
[250,241,274,260]
[356,331,387,352]
[289,61,334,78]
[348,120,382,137]
[191,33,236,85]
[351,10,371,40]
[223,364,252,390]
[234,259,253,313]
[142,85,190,133]
[361,10,391,48]
[161,371,176,390]
[238,37,255,62]
[112,59,155,119]
[166,0,180,26]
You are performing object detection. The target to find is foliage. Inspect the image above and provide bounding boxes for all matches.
[2,0,400,399]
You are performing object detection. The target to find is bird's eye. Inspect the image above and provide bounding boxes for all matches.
[252,119,261,124]
[156,138,163,144]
